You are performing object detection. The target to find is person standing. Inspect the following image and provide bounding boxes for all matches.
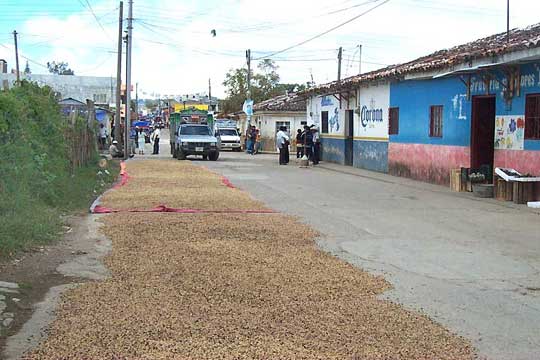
[303,125,314,162]
[249,125,257,155]
[98,123,108,150]
[276,125,290,165]
[128,126,137,157]
[311,126,320,165]
[151,126,161,155]
[254,129,261,154]
[295,129,304,158]
[137,128,146,155]
[245,126,252,154]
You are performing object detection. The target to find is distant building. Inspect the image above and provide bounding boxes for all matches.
[235,92,307,152]
[0,67,116,106]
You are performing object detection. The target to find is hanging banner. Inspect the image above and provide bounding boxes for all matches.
[494,115,525,150]
[243,99,254,116]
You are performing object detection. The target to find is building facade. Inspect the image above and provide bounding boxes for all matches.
[0,72,116,106]
[303,24,540,195]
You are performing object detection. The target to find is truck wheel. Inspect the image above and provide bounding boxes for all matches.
[177,147,186,160]
[209,151,219,161]
[202,155,208,160]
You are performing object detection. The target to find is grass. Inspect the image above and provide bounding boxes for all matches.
[0,160,120,258]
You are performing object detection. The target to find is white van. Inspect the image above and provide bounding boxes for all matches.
[215,127,241,151]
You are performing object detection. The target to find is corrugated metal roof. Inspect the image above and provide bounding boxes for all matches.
[303,22,540,95]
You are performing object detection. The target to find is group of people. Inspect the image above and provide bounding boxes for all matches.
[275,125,320,165]
[108,125,161,158]
[245,125,261,155]
[133,126,161,155]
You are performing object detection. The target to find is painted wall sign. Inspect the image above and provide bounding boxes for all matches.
[360,106,383,128]
[357,83,390,139]
[494,115,525,150]
[320,95,340,134]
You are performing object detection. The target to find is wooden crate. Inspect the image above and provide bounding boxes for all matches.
[450,169,461,192]
[513,182,534,204]
[495,177,513,201]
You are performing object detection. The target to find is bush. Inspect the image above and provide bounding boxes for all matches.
[0,81,118,257]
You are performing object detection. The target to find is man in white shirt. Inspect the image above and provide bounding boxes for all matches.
[275,126,290,165]
[151,126,161,155]
[311,126,320,165]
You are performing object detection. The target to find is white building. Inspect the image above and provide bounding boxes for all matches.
[236,93,307,152]
[0,71,116,106]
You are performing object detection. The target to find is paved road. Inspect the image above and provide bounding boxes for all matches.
[186,150,538,360]
[154,130,540,359]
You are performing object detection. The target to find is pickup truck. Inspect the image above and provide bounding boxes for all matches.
[173,124,220,161]
[215,127,241,151]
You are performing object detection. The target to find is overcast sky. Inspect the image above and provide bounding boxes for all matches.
[1,0,540,99]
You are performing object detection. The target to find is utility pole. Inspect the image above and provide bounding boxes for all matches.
[114,1,123,146]
[246,49,251,125]
[506,0,510,43]
[246,49,251,99]
[208,78,213,111]
[124,0,133,160]
[337,46,343,81]
[13,31,20,83]
[135,82,139,120]
[358,44,362,75]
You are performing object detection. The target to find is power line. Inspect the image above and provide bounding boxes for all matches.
[254,0,391,60]
[78,0,113,41]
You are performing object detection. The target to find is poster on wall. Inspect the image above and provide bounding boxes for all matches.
[494,115,525,150]
[320,96,340,134]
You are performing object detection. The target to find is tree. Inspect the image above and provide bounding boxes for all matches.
[47,61,75,75]
[220,59,308,114]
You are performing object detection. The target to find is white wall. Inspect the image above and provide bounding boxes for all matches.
[356,82,390,139]
[0,73,117,105]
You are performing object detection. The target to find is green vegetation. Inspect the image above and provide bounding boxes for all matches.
[220,59,313,114]
[0,81,118,257]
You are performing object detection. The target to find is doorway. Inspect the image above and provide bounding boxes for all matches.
[344,110,354,166]
[471,96,496,176]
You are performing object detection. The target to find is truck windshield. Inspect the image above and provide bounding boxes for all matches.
[217,129,237,136]
[180,126,211,136]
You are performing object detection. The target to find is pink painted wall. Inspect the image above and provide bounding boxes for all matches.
[494,150,540,176]
[388,143,471,185]
[495,150,540,199]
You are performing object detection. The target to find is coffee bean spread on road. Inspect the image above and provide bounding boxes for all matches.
[24,160,475,359]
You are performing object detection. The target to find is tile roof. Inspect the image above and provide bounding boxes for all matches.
[303,22,540,95]
[253,92,307,112]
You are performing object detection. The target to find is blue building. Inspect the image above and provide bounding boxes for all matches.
[303,24,540,197]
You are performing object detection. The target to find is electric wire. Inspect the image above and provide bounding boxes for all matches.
[253,0,391,60]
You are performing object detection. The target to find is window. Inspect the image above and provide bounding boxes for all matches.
[525,94,540,140]
[321,111,329,133]
[389,107,399,135]
[93,94,107,103]
[275,121,290,133]
[429,105,443,138]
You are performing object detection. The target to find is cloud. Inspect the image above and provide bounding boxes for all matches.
[4,0,540,98]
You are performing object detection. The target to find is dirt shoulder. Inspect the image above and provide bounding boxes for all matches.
[0,212,111,359]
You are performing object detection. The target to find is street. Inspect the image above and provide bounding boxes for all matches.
[201,151,540,360]
[4,134,538,359]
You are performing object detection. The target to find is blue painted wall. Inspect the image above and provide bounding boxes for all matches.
[390,76,472,146]
[321,137,345,165]
[353,140,388,173]
[390,62,540,151]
